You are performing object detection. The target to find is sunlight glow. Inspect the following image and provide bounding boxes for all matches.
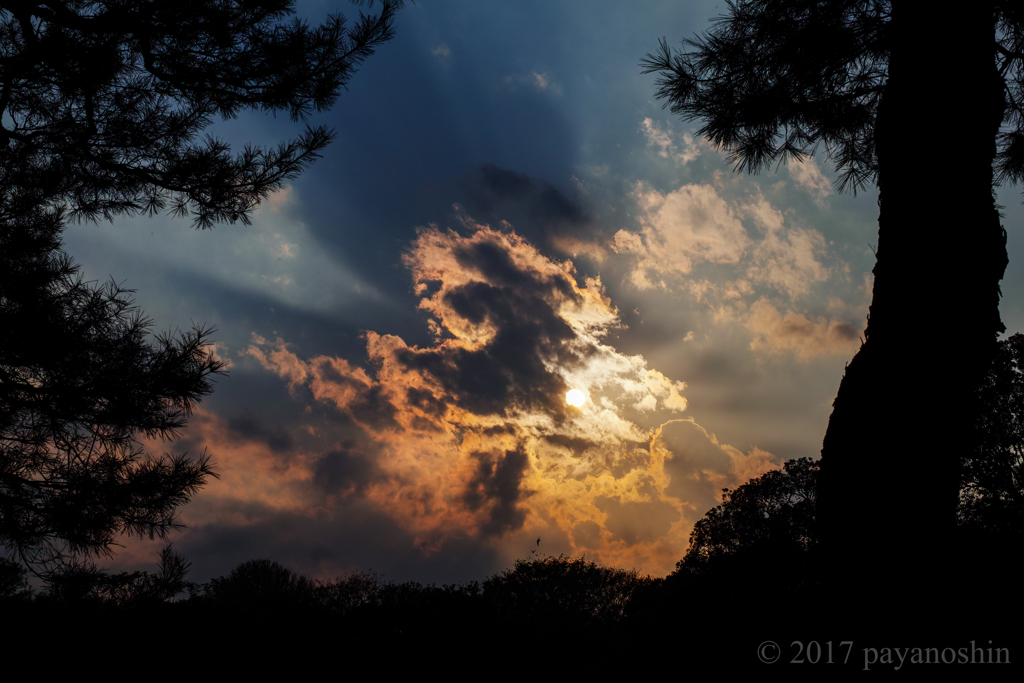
[566,389,586,407]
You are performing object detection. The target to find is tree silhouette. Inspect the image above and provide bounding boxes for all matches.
[642,1,1021,606]
[0,216,226,570]
[0,0,406,229]
[482,554,656,631]
[963,332,1024,536]
[39,544,193,605]
[678,458,818,573]
[203,558,317,616]
[0,555,29,600]
[1,0,406,574]
[677,332,1024,564]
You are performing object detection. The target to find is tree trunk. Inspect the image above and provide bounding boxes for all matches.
[817,1,1006,621]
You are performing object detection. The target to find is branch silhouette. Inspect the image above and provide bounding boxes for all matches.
[1,0,407,575]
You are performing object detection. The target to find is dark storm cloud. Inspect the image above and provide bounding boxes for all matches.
[462,164,592,244]
[312,440,385,496]
[482,424,517,436]
[462,448,531,536]
[452,238,580,300]
[830,321,859,342]
[346,384,400,430]
[406,386,447,417]
[474,164,588,225]
[541,434,597,455]
[225,408,294,453]
[178,498,504,585]
[398,278,578,416]
[454,238,535,289]
[405,386,448,431]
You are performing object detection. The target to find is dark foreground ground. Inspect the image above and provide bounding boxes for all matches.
[3,554,1020,675]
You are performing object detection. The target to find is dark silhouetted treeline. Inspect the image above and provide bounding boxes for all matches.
[1,553,655,633]
[5,334,1024,669]
[0,552,665,671]
[5,548,1017,671]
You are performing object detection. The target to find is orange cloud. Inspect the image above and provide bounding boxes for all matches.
[223,220,781,575]
[746,297,862,360]
[614,183,836,306]
[614,182,750,287]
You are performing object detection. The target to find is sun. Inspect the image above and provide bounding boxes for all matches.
[565,389,586,407]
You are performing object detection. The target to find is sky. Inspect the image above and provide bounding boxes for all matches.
[59,0,1024,585]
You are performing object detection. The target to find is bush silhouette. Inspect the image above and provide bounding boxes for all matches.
[36,547,193,608]
[314,570,385,615]
[0,557,30,602]
[483,554,658,631]
[204,559,316,618]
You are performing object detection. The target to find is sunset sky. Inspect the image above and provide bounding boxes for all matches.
[60,0,1024,584]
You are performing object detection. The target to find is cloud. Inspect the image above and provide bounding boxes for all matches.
[607,182,855,360]
[639,118,712,165]
[431,43,451,59]
[613,183,835,302]
[746,297,861,360]
[226,217,774,575]
[159,408,323,520]
[462,164,591,246]
[612,182,749,288]
[789,157,833,204]
[257,185,295,215]
[633,120,855,351]
[274,238,298,259]
[225,408,294,454]
[70,181,387,318]
[742,194,830,299]
[504,71,563,95]
[312,443,385,497]
[202,341,234,370]
[463,447,531,536]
